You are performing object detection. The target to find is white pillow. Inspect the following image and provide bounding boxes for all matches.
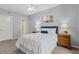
[48,29,56,34]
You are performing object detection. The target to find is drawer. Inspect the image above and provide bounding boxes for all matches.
[58,35,70,38]
[58,38,69,43]
[58,34,70,38]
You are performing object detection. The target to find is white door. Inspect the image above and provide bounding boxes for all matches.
[0,14,11,41]
[21,17,28,35]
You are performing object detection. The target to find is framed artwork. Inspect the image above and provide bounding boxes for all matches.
[43,16,54,23]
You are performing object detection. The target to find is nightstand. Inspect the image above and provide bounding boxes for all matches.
[58,33,71,49]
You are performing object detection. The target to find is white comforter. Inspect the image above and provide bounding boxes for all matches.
[16,33,57,54]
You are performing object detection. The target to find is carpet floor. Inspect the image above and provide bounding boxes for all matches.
[0,39,24,54]
[0,39,79,54]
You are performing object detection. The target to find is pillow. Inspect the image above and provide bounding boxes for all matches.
[47,29,56,34]
[41,31,48,34]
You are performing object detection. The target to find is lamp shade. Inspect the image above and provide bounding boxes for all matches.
[60,24,68,29]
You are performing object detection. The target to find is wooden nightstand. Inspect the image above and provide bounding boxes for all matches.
[58,33,71,49]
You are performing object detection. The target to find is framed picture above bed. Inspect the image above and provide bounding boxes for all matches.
[43,15,54,23]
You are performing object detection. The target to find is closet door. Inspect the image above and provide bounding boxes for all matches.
[0,14,11,41]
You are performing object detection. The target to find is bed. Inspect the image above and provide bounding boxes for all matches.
[16,26,58,54]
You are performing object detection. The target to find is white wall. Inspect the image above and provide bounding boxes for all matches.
[72,5,79,48]
[0,9,28,40]
[28,4,78,47]
[0,14,11,41]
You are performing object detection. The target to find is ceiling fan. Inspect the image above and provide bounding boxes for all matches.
[27,4,35,11]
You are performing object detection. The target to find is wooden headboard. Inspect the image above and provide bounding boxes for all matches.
[41,26,58,34]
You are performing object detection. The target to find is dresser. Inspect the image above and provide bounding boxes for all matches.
[58,33,71,49]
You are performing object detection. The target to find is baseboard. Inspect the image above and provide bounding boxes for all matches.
[0,39,17,42]
[0,39,11,41]
[72,45,79,48]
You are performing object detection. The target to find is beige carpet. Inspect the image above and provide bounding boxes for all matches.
[0,39,24,54]
[53,47,79,54]
[0,39,79,54]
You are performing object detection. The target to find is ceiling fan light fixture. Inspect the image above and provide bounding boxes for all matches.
[27,4,35,11]
[27,7,35,11]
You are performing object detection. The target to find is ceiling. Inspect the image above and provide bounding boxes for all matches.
[0,4,60,15]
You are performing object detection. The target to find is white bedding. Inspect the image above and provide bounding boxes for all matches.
[16,33,57,54]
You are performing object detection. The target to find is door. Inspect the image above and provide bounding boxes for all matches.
[0,14,11,41]
[21,17,28,35]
